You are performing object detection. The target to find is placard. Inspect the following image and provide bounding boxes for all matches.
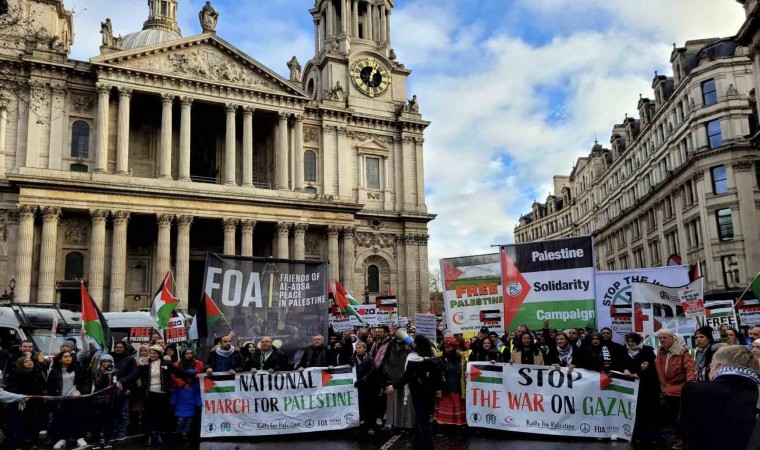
[440,253,503,336]
[129,327,153,343]
[415,313,437,341]
[679,288,704,318]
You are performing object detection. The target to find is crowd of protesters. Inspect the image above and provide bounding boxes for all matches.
[0,322,759,450]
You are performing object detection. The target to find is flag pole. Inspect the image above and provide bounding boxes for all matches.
[204,293,237,344]
[733,269,760,308]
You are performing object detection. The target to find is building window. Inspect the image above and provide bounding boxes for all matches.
[304,150,317,182]
[632,220,640,240]
[682,181,694,206]
[71,121,90,159]
[666,231,679,255]
[702,79,717,106]
[664,196,673,219]
[607,260,616,271]
[716,208,734,241]
[365,157,380,189]
[722,255,740,289]
[366,264,380,293]
[707,120,722,149]
[649,241,661,266]
[711,165,728,194]
[64,252,85,280]
[633,249,645,268]
[687,220,701,249]
[619,255,629,270]
[160,1,168,15]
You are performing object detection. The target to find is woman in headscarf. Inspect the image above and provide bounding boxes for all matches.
[129,343,150,435]
[509,333,545,365]
[545,331,580,370]
[47,350,90,449]
[468,336,502,363]
[622,332,659,445]
[173,348,204,387]
[5,355,46,449]
[434,337,468,426]
[578,332,623,372]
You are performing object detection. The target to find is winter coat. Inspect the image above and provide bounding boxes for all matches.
[681,375,760,450]
[655,345,696,397]
[138,359,176,395]
[173,359,204,388]
[510,349,545,366]
[380,340,409,385]
[7,365,47,396]
[204,349,245,373]
[351,352,376,385]
[112,352,139,390]
[259,348,289,372]
[297,345,336,369]
[544,345,583,368]
[92,368,115,404]
[578,344,624,372]
[46,362,90,396]
[170,373,202,418]
[623,345,659,410]
[2,347,47,386]
[468,348,502,363]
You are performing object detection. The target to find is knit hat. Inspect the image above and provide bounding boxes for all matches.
[100,354,114,363]
[149,345,164,354]
[444,337,459,348]
[479,327,490,334]
[695,326,715,344]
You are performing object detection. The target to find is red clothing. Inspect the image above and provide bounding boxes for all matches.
[172,359,204,388]
[655,346,695,397]
[434,392,466,425]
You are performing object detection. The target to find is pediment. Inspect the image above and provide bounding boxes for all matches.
[91,34,307,98]
[356,138,391,156]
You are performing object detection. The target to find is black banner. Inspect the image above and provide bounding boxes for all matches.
[199,253,329,363]
[503,236,594,273]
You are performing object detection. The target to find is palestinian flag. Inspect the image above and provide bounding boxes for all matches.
[203,374,236,394]
[195,292,226,339]
[81,283,112,353]
[468,364,502,384]
[334,281,367,325]
[150,272,180,330]
[321,367,354,387]
[335,280,360,306]
[751,272,760,300]
[600,373,635,395]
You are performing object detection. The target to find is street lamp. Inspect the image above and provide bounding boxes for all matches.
[9,277,16,301]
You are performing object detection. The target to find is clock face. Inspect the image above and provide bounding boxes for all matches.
[351,58,390,97]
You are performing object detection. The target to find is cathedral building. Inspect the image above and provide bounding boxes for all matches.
[0,0,433,314]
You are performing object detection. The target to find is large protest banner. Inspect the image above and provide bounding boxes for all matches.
[500,236,596,330]
[466,363,639,441]
[704,300,739,332]
[440,253,503,335]
[595,267,689,344]
[631,278,703,348]
[199,253,328,361]
[200,366,359,438]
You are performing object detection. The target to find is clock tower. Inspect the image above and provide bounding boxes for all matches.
[303,0,411,117]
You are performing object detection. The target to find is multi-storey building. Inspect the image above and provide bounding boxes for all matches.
[0,0,433,314]
[515,36,760,299]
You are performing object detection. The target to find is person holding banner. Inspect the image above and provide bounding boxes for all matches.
[297,335,336,370]
[578,332,624,373]
[654,329,695,450]
[509,333,545,366]
[240,341,261,372]
[5,356,46,449]
[434,338,467,426]
[139,345,174,446]
[468,337,502,363]
[258,336,289,372]
[680,346,760,450]
[204,335,244,375]
[47,350,90,449]
[545,331,580,370]
[622,332,659,445]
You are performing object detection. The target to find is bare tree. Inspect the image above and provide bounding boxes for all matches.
[429,267,444,315]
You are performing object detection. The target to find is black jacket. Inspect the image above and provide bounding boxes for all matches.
[47,362,90,396]
[112,352,139,389]
[7,366,47,396]
[297,345,336,369]
[204,349,245,373]
[260,348,289,372]
[544,344,583,368]
[380,340,409,385]
[352,352,376,386]
[468,348,502,363]
[578,343,624,372]
[681,375,760,450]
[392,356,443,396]
[2,347,47,386]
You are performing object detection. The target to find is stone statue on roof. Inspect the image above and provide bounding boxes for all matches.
[287,56,302,83]
[100,18,114,47]
[199,1,219,33]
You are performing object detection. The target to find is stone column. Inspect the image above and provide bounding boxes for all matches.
[0,100,7,175]
[176,215,192,307]
[313,18,320,54]
[327,225,340,282]
[385,9,391,45]
[15,205,36,303]
[276,112,290,190]
[294,115,304,191]
[159,93,174,179]
[242,107,254,187]
[89,210,108,307]
[224,103,237,185]
[95,83,111,173]
[367,3,373,42]
[293,223,308,260]
[352,0,359,38]
[340,0,348,34]
[223,218,238,255]
[156,214,172,285]
[417,234,430,313]
[241,220,255,257]
[178,97,192,182]
[110,211,130,312]
[276,222,291,259]
[116,87,132,175]
[37,207,61,302]
[404,235,418,315]
[326,0,334,37]
[380,6,387,42]
[416,138,426,211]
[341,227,355,289]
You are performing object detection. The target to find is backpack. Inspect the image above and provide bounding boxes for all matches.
[411,357,445,394]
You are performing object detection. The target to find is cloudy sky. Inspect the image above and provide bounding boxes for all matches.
[67,0,746,269]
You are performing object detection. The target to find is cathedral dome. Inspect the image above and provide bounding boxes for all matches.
[121,29,181,51]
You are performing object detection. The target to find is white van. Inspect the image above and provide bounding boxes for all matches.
[0,303,84,357]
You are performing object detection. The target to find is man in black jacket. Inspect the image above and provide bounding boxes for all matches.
[681,346,760,450]
[296,335,336,370]
[111,341,138,439]
[2,340,47,386]
[259,336,289,372]
[204,335,244,375]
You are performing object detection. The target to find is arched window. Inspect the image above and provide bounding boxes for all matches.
[367,264,379,293]
[71,121,90,159]
[304,150,317,182]
[307,79,315,98]
[64,252,85,280]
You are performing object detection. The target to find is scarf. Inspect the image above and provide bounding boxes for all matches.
[627,342,643,359]
[557,345,573,366]
[712,365,760,385]
[215,345,235,358]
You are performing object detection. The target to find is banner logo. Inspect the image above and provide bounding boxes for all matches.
[506,281,522,297]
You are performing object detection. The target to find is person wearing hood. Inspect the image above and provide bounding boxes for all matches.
[111,340,138,440]
[90,353,117,446]
[174,348,204,387]
[578,332,623,372]
[681,345,760,450]
[170,367,202,442]
[47,350,90,449]
[621,332,659,446]
[655,329,695,450]
[5,355,45,449]
[204,334,244,375]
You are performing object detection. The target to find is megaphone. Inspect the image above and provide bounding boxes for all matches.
[395,328,414,346]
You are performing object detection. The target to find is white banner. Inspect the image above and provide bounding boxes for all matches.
[352,305,377,327]
[595,267,689,344]
[415,313,437,341]
[466,363,639,441]
[704,300,738,337]
[631,278,703,348]
[200,367,359,437]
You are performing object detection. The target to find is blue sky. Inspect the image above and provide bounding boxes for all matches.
[68,0,746,270]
